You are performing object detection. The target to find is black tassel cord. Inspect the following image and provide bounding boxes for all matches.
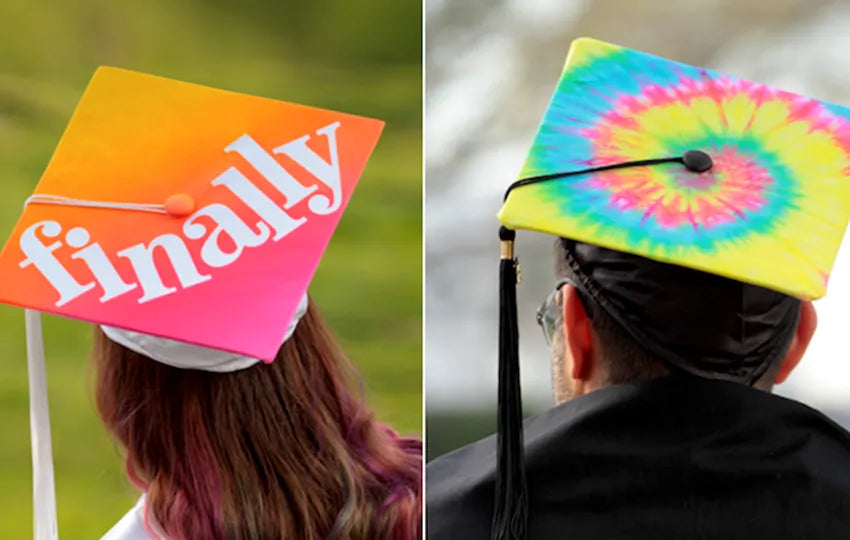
[492,226,528,540]
[491,151,714,539]
[502,150,714,202]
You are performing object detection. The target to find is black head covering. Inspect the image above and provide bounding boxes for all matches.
[561,238,801,384]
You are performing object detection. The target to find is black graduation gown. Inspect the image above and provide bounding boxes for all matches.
[427,376,850,539]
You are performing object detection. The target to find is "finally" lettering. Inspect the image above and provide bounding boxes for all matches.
[19,121,343,306]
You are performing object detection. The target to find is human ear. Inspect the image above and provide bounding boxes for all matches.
[775,301,817,385]
[562,285,594,381]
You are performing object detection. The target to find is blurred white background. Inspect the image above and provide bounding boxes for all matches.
[426,0,850,452]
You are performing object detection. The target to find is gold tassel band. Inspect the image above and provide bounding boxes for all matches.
[500,239,514,260]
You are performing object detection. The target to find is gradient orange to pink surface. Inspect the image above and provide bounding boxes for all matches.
[0,67,384,360]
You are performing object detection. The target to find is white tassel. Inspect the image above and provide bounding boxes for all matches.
[25,310,57,540]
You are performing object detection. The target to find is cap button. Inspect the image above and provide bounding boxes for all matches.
[164,193,195,217]
[682,150,713,173]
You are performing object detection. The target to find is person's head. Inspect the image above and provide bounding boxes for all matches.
[544,238,818,403]
[92,299,421,540]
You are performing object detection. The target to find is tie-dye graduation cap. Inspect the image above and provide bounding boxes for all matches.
[0,67,383,539]
[491,37,850,540]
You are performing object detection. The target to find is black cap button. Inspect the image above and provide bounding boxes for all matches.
[682,150,713,173]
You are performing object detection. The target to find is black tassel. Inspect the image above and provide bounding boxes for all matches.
[492,226,528,540]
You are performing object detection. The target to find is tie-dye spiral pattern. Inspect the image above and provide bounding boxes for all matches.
[498,38,850,300]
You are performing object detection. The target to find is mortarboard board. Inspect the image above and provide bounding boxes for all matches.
[0,67,384,539]
[493,38,850,540]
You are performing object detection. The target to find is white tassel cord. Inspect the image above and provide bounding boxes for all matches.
[25,194,167,214]
[25,309,58,540]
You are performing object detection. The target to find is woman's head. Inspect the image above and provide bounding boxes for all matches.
[93,299,421,539]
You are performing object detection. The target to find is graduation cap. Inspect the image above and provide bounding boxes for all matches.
[493,38,850,539]
[0,67,384,539]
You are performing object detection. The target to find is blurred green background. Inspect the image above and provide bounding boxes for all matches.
[0,1,421,537]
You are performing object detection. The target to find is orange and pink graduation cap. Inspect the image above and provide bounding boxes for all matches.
[0,67,384,539]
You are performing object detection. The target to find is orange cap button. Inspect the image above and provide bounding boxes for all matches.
[164,193,195,217]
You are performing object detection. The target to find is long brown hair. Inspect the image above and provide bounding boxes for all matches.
[93,300,422,539]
